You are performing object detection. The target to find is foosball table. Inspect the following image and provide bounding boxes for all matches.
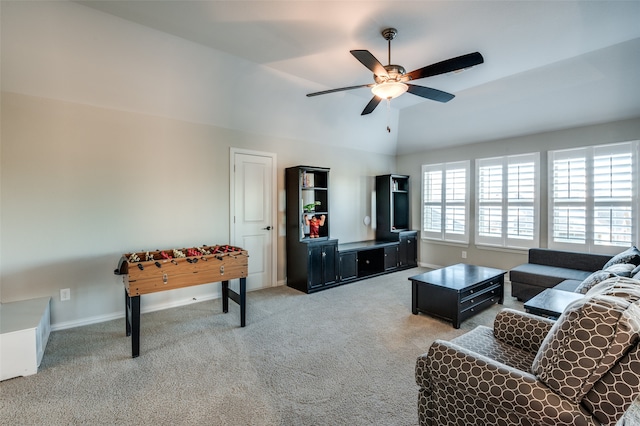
[114,244,248,357]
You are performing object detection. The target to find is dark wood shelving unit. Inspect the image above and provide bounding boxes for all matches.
[285,168,417,294]
[285,166,337,293]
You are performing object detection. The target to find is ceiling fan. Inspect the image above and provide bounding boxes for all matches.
[306,28,484,115]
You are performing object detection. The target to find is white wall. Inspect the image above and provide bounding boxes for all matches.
[396,117,640,272]
[0,2,396,329]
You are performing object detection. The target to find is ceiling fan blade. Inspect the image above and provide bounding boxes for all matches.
[406,52,484,81]
[307,84,372,97]
[361,96,382,115]
[406,84,455,103]
[350,50,389,78]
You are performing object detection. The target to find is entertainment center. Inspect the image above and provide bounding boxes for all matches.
[285,166,417,294]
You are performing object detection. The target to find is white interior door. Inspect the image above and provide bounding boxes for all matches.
[230,149,276,291]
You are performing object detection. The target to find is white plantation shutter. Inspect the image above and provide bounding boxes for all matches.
[549,141,638,253]
[476,153,539,248]
[422,161,469,243]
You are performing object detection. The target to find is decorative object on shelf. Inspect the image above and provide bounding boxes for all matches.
[305,214,326,238]
[304,201,321,212]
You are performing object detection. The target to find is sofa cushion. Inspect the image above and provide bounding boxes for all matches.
[554,279,582,292]
[450,324,536,372]
[603,246,640,269]
[604,263,635,277]
[574,270,616,294]
[532,281,640,404]
[510,263,592,288]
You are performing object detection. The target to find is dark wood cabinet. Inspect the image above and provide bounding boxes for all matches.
[376,174,418,267]
[399,231,417,267]
[339,251,357,282]
[286,166,337,293]
[286,167,418,294]
[308,240,338,289]
[376,174,410,241]
[384,245,398,271]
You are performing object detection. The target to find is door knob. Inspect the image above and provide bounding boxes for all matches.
[263,226,272,230]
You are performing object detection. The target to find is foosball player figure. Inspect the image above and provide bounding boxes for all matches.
[304,214,326,238]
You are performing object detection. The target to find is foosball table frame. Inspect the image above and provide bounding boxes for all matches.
[114,245,248,358]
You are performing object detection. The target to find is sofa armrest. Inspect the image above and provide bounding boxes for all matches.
[417,340,596,426]
[493,308,555,353]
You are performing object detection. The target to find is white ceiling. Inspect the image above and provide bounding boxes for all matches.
[76,0,640,155]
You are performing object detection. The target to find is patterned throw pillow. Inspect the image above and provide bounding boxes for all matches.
[575,270,616,294]
[604,263,636,277]
[603,246,640,269]
[532,288,640,403]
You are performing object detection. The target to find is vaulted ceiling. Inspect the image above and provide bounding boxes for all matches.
[72,1,640,154]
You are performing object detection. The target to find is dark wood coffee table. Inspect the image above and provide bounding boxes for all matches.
[524,288,584,318]
[409,263,505,328]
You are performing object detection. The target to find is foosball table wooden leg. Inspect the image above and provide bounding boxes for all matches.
[239,277,246,327]
[222,280,229,313]
[221,278,246,327]
[124,291,141,358]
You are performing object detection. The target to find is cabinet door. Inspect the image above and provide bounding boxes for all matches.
[339,252,357,282]
[399,234,417,267]
[322,243,338,286]
[308,245,324,288]
[384,245,398,271]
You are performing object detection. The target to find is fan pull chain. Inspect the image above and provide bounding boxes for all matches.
[386,99,391,133]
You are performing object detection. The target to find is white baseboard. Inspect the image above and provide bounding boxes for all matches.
[51,292,221,331]
[419,262,443,269]
[50,283,288,332]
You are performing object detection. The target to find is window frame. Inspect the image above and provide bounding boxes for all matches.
[475,152,540,250]
[548,141,639,255]
[421,160,470,244]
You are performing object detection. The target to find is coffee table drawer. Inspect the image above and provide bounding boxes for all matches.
[460,294,502,322]
[460,276,502,300]
[459,283,502,310]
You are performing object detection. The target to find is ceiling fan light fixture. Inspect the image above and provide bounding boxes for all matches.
[371,81,408,100]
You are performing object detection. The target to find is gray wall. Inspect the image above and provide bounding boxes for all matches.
[396,117,640,272]
[0,1,397,329]
[1,92,395,328]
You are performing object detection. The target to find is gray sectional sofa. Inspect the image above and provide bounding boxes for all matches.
[510,248,614,301]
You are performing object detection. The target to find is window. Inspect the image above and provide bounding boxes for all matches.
[422,161,469,243]
[476,153,540,249]
[549,141,639,254]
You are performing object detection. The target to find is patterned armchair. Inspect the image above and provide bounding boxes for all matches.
[415,277,640,426]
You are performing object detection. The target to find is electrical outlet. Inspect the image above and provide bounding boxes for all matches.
[461,251,467,259]
[60,288,71,301]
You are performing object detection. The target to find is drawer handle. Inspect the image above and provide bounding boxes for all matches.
[470,299,474,304]
[470,289,474,294]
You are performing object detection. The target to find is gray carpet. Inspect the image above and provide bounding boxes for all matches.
[1,267,523,425]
